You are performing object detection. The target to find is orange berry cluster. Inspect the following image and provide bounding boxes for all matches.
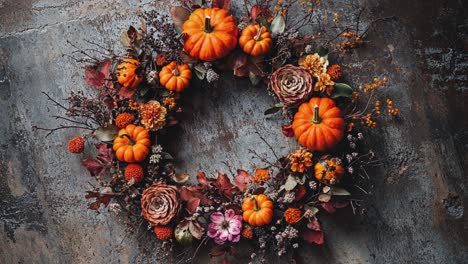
[333,12,340,23]
[387,99,399,116]
[359,76,388,93]
[374,100,382,115]
[162,96,176,110]
[338,31,363,51]
[299,0,320,13]
[351,91,359,103]
[364,113,377,128]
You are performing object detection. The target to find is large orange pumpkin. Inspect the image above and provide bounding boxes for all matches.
[159,61,192,92]
[292,97,344,151]
[242,194,273,226]
[115,58,143,89]
[239,24,272,57]
[182,8,238,61]
[113,124,151,163]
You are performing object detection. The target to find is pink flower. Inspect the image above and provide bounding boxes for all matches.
[207,209,243,244]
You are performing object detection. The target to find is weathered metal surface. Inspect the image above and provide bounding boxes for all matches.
[0,0,467,263]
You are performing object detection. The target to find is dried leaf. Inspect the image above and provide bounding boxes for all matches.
[264,105,283,115]
[120,30,131,48]
[173,171,190,183]
[197,171,208,186]
[322,186,331,193]
[270,15,285,37]
[281,124,294,137]
[194,63,207,80]
[294,185,307,201]
[180,50,198,64]
[95,143,114,165]
[94,124,119,142]
[186,198,201,215]
[318,193,332,202]
[283,174,298,191]
[85,190,116,210]
[214,173,235,198]
[251,5,274,22]
[301,228,324,244]
[249,72,261,85]
[82,159,106,177]
[330,186,351,196]
[118,87,136,99]
[307,217,322,231]
[189,220,204,240]
[304,204,319,217]
[84,67,105,89]
[211,0,231,10]
[234,169,251,192]
[170,6,191,29]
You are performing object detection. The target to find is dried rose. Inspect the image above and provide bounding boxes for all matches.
[269,65,314,105]
[141,182,180,225]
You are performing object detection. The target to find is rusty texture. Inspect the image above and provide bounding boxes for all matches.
[0,0,467,263]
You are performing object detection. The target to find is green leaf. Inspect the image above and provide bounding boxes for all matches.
[264,103,284,115]
[331,83,353,98]
[330,187,351,196]
[314,46,329,56]
[270,15,285,37]
[94,124,119,142]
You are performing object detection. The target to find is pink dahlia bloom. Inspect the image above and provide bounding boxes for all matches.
[207,209,243,244]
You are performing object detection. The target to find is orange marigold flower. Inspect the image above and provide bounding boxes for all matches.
[125,164,144,183]
[253,168,271,185]
[154,225,173,241]
[155,53,168,66]
[289,149,313,173]
[139,100,167,131]
[115,113,135,128]
[68,137,85,153]
[284,208,302,224]
[241,227,253,239]
[327,64,342,81]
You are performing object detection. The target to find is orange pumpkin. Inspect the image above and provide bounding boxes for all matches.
[239,24,272,56]
[242,194,273,226]
[292,97,344,151]
[113,124,150,163]
[314,155,345,185]
[159,62,192,92]
[182,8,238,61]
[115,58,143,89]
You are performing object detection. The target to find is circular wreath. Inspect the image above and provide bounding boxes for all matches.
[38,1,399,263]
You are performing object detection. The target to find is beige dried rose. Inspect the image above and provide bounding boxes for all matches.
[298,53,329,78]
[269,65,314,105]
[141,182,180,225]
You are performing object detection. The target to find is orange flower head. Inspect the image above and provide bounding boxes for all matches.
[139,100,167,131]
[68,137,85,153]
[115,113,135,129]
[284,208,302,224]
[289,149,313,173]
[327,64,342,81]
[253,168,271,185]
[241,227,253,239]
[154,225,173,241]
[125,164,144,183]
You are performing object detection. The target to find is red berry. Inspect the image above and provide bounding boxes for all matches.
[124,164,144,183]
[68,137,85,153]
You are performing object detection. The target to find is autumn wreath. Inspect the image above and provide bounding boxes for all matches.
[37,0,399,263]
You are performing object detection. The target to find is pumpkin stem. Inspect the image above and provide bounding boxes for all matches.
[251,196,260,211]
[204,16,213,33]
[172,68,180,76]
[120,133,135,145]
[312,104,321,124]
[253,26,263,41]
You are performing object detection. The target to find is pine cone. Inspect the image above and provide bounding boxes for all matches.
[141,182,180,225]
[269,65,314,105]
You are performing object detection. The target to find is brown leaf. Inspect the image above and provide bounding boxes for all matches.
[95,143,114,165]
[170,6,191,28]
[214,172,235,198]
[186,197,201,215]
[82,159,105,177]
[118,87,136,99]
[196,171,208,186]
[127,26,143,43]
[84,66,105,89]
[233,169,251,192]
[85,190,116,210]
[251,5,274,22]
[211,0,231,10]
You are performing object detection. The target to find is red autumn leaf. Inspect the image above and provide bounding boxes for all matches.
[307,217,321,231]
[197,171,208,186]
[211,0,231,10]
[250,5,274,22]
[301,228,324,245]
[186,197,201,215]
[294,185,307,201]
[214,172,235,198]
[85,190,115,210]
[188,220,204,240]
[118,87,136,99]
[96,143,114,165]
[82,159,106,177]
[100,59,112,79]
[180,185,212,206]
[282,124,294,137]
[320,201,349,214]
[234,169,251,192]
[85,67,106,89]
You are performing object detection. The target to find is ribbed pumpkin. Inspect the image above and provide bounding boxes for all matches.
[239,24,272,56]
[182,8,238,61]
[292,97,344,151]
[314,155,345,185]
[113,124,150,163]
[242,194,273,226]
[115,58,143,89]
[159,62,192,92]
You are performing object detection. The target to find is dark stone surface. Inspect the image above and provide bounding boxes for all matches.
[0,0,466,263]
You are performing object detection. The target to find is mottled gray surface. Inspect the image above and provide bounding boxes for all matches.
[0,0,467,263]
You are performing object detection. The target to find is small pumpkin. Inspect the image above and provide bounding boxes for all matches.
[113,124,150,163]
[292,97,345,151]
[242,194,273,226]
[115,58,143,89]
[159,62,192,92]
[174,226,194,245]
[239,24,272,56]
[314,155,345,185]
[182,8,238,61]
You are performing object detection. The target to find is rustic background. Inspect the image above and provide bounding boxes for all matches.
[0,0,467,263]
